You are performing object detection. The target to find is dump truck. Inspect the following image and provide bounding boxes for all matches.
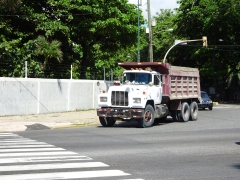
[97,62,201,128]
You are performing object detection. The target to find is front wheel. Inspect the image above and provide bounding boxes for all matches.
[99,117,116,127]
[138,105,155,128]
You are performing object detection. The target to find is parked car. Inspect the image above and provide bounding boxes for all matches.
[198,91,213,110]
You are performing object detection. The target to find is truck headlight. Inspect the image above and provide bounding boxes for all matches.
[133,98,141,103]
[100,97,107,102]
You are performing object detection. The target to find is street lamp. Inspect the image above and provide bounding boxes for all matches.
[163,37,207,63]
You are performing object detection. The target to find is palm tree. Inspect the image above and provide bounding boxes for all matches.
[35,36,63,69]
[0,0,21,11]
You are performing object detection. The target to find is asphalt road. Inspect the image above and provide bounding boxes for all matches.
[1,104,240,180]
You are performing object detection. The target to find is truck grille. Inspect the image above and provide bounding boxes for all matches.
[111,91,129,106]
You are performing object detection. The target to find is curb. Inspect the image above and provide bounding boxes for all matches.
[213,102,218,105]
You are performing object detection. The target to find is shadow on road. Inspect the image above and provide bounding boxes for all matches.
[97,118,174,128]
[26,123,51,131]
[232,164,240,169]
[198,109,213,111]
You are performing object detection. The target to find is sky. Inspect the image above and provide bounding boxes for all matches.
[128,0,180,19]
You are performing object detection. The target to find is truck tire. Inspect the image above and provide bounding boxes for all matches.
[178,102,190,122]
[138,105,155,128]
[99,117,116,127]
[189,101,198,121]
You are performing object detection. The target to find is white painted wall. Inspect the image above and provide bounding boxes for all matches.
[0,78,112,116]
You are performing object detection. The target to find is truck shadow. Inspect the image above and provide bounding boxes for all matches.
[232,164,240,169]
[106,118,174,128]
[231,142,240,170]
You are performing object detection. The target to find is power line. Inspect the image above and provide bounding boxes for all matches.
[0,13,92,17]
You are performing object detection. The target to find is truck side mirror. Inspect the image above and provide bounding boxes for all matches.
[162,75,166,85]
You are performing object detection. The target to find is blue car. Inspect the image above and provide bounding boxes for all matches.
[198,91,213,110]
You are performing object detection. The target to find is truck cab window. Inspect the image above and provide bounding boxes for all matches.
[124,73,152,85]
[154,75,160,85]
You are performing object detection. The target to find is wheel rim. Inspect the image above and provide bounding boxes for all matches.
[144,110,152,122]
[184,105,189,118]
[192,105,197,116]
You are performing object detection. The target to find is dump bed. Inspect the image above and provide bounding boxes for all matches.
[118,62,201,101]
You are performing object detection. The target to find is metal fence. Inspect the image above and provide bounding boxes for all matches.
[0,60,114,80]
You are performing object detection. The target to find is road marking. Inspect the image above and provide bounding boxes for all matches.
[214,106,240,108]
[120,179,145,180]
[0,144,55,148]
[0,147,65,152]
[0,141,49,145]
[0,139,37,142]
[0,133,19,137]
[0,170,130,180]
[0,156,92,164]
[0,133,139,179]
[0,162,109,171]
[0,151,77,157]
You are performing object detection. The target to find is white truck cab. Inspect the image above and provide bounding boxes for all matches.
[97,68,166,128]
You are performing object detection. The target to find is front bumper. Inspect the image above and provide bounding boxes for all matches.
[198,103,213,108]
[97,107,144,120]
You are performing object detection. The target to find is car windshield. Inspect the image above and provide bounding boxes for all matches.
[201,92,209,98]
[123,73,152,85]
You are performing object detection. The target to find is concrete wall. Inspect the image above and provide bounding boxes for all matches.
[0,78,112,116]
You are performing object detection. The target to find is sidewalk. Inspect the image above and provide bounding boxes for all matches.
[0,110,100,132]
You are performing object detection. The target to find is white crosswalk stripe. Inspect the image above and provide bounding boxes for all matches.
[0,162,109,171]
[0,132,143,180]
[0,147,65,152]
[0,151,78,157]
[0,170,130,180]
[0,144,55,148]
[0,156,92,164]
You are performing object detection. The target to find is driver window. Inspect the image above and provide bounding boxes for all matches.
[154,75,159,85]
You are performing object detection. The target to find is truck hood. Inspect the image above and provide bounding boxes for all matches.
[109,84,148,94]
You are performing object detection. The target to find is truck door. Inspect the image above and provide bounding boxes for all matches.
[151,75,162,104]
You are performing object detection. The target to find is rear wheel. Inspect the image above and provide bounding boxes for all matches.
[99,117,116,127]
[189,101,198,121]
[138,105,155,128]
[178,102,190,122]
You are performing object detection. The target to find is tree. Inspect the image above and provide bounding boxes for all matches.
[0,0,141,79]
[151,9,177,62]
[173,0,240,99]
[35,35,63,69]
[0,0,21,11]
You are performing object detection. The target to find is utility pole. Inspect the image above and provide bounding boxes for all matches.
[137,0,141,62]
[147,0,153,62]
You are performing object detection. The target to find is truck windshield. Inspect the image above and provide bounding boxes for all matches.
[123,73,152,85]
